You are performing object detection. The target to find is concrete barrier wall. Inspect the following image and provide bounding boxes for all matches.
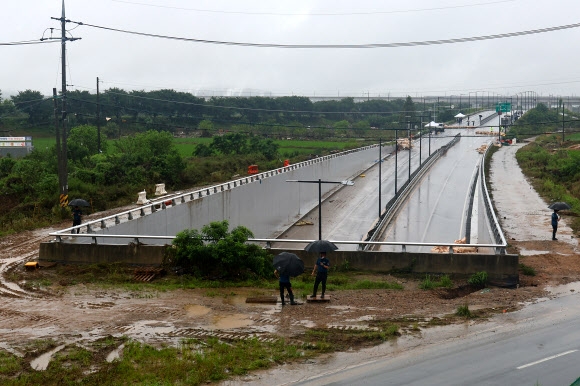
[39,243,518,287]
[97,145,383,243]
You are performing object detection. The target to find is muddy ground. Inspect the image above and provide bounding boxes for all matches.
[0,141,579,373]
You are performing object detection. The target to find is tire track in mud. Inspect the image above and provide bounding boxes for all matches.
[0,229,56,298]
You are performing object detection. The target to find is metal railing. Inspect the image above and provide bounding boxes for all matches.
[47,233,507,254]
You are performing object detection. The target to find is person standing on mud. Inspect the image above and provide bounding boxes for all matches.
[311,252,330,299]
[72,206,82,234]
[552,209,561,240]
[274,269,297,306]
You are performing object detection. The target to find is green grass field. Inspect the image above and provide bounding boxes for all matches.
[31,135,364,158]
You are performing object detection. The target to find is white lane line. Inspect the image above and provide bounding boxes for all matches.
[517,350,578,370]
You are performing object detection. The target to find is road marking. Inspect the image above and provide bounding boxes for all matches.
[517,350,578,370]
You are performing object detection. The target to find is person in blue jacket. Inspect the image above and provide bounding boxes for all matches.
[552,209,561,240]
[274,269,297,306]
[311,252,330,299]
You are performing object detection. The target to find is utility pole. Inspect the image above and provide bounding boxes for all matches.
[50,0,80,212]
[97,77,101,152]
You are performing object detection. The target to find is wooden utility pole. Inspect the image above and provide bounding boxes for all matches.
[50,0,80,210]
[97,77,101,152]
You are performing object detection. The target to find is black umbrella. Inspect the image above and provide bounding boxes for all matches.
[273,252,304,277]
[68,198,90,207]
[548,202,571,211]
[304,239,339,253]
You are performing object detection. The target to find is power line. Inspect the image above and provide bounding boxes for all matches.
[70,20,580,49]
[111,0,516,16]
[0,40,59,46]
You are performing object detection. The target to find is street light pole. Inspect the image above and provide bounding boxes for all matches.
[286,179,354,240]
[395,129,398,195]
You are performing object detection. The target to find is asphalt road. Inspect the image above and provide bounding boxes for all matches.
[293,289,580,386]
[277,112,498,251]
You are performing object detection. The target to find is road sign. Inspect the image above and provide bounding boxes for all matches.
[495,103,511,113]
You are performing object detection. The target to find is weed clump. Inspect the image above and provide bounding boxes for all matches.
[456,304,472,318]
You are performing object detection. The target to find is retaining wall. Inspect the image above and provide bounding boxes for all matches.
[38,243,518,287]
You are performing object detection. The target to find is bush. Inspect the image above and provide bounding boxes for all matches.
[456,304,472,318]
[467,271,488,288]
[172,220,272,280]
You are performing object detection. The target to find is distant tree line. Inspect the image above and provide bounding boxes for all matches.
[0,88,444,139]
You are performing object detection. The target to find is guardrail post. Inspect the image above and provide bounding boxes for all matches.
[101,220,106,228]
[402,244,406,253]
[152,204,157,213]
[266,241,271,249]
[55,235,62,242]
[449,246,454,254]
[140,208,145,216]
[161,202,166,210]
[87,224,92,233]
[133,237,139,245]
[198,191,203,198]
[92,236,98,245]
[128,212,133,220]
[206,188,210,195]
[181,196,185,204]
[172,199,177,206]
[115,215,120,225]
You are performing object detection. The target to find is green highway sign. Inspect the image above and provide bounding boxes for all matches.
[496,102,511,113]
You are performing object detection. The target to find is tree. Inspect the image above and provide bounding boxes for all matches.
[400,96,416,126]
[210,133,248,155]
[11,90,52,126]
[68,125,108,162]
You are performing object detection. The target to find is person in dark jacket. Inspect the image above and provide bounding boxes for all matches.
[72,206,82,234]
[311,252,330,299]
[552,209,561,240]
[274,269,297,306]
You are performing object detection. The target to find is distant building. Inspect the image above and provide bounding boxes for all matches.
[0,136,34,158]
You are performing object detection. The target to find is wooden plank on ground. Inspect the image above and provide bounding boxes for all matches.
[306,296,331,302]
[245,296,278,304]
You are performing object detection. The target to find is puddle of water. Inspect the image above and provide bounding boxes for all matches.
[210,314,254,329]
[346,315,374,322]
[185,304,211,317]
[106,343,125,363]
[546,282,580,296]
[297,319,316,328]
[519,249,549,256]
[31,344,65,371]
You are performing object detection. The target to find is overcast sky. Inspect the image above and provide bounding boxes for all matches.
[2,0,580,99]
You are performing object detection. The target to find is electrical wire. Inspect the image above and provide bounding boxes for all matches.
[0,40,59,46]
[69,20,580,49]
[111,0,516,16]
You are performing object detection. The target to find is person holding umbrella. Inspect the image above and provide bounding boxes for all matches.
[548,202,570,240]
[273,252,303,306]
[311,252,330,299]
[72,206,82,234]
[274,269,297,306]
[552,209,561,240]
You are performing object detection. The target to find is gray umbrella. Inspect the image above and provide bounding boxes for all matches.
[68,198,90,207]
[273,252,305,277]
[304,239,339,253]
[548,202,571,211]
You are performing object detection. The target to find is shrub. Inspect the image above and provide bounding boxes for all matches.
[456,304,472,318]
[467,271,488,288]
[172,220,272,280]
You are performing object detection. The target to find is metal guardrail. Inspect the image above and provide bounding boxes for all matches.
[481,142,508,253]
[47,233,506,254]
[464,163,480,243]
